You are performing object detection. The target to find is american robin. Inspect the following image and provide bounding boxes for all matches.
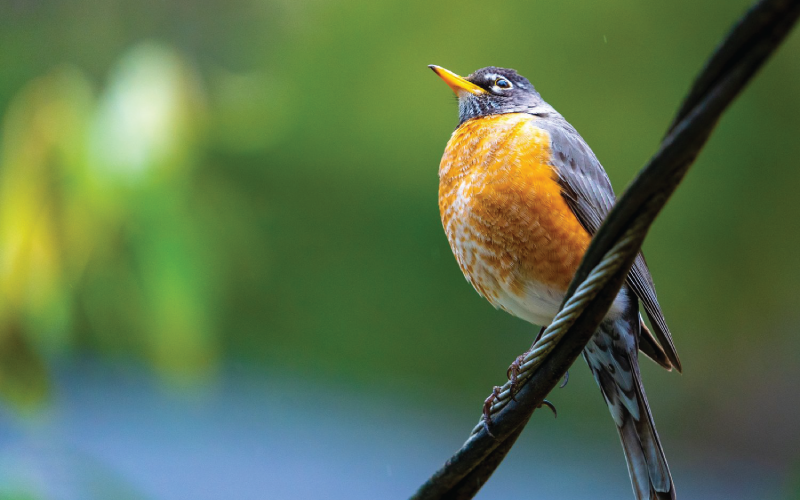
[429,65,680,500]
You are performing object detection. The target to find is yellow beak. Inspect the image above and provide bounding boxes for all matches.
[428,65,486,96]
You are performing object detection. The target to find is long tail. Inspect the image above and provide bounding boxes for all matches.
[616,372,675,499]
[584,295,675,499]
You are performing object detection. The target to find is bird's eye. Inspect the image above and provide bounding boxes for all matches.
[495,78,512,89]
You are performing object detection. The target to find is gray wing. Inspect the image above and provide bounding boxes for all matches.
[534,115,682,372]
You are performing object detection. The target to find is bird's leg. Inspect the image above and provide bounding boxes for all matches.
[560,370,569,388]
[481,386,502,437]
[506,326,547,399]
[506,354,527,402]
[488,326,562,432]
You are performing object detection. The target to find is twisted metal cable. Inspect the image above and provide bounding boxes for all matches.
[412,4,800,498]
[470,210,652,436]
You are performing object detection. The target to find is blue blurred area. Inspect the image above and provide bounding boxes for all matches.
[0,364,788,499]
[0,0,799,497]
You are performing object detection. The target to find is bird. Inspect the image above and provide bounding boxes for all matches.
[429,64,680,500]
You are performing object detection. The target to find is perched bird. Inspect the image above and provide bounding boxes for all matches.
[429,65,680,500]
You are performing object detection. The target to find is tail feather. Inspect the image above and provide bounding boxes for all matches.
[585,290,675,499]
[618,417,652,499]
[617,381,674,499]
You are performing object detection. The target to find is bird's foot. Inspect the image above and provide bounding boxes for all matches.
[506,353,528,401]
[481,386,502,438]
[506,326,548,399]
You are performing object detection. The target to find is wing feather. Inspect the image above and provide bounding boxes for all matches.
[533,115,681,371]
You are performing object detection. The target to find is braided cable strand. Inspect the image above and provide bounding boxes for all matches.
[412,4,800,497]
[469,212,651,436]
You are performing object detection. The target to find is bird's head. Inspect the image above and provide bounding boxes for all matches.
[429,65,546,124]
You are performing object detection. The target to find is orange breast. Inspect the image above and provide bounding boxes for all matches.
[439,113,590,308]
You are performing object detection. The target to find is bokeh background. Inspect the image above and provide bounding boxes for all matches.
[0,0,799,498]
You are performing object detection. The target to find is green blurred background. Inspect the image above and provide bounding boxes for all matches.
[0,0,799,498]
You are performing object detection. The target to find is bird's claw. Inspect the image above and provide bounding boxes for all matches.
[506,353,527,401]
[482,386,502,438]
[539,399,557,418]
[559,370,569,389]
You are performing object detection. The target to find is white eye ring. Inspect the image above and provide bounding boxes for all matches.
[494,78,512,89]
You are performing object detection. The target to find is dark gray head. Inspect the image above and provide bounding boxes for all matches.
[429,65,550,124]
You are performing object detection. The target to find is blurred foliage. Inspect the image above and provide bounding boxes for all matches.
[0,0,799,488]
[0,44,217,402]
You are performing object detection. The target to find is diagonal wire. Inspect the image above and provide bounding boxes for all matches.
[411,1,800,499]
